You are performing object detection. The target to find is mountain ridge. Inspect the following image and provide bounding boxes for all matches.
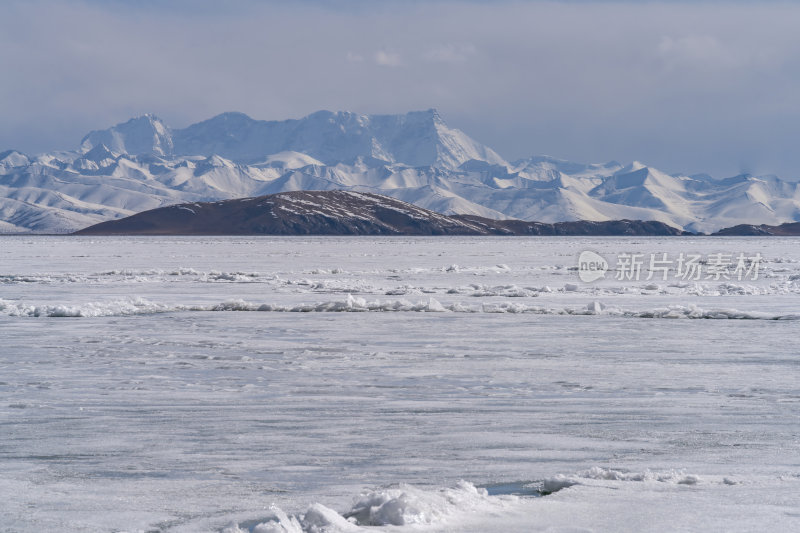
[75,191,691,236]
[3,109,800,234]
[79,109,505,170]
[712,221,800,236]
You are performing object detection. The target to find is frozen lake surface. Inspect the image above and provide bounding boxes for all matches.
[1,236,799,532]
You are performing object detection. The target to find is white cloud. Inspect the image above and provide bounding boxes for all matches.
[346,51,364,63]
[374,50,402,67]
[658,35,741,70]
[424,43,476,64]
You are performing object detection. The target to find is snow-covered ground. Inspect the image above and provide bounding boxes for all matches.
[1,236,799,532]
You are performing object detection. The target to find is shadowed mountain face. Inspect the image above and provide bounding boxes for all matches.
[75,191,690,236]
[4,110,800,234]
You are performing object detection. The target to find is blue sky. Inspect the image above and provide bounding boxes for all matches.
[2,0,800,178]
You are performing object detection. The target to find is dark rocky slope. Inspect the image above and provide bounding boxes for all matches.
[75,191,691,236]
[712,222,800,236]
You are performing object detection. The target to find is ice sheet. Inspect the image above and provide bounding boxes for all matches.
[1,236,799,532]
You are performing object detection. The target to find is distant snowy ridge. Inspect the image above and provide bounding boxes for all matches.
[2,110,800,233]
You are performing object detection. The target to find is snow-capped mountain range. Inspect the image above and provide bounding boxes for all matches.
[2,109,799,233]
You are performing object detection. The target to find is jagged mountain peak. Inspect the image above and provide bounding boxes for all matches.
[212,111,253,121]
[202,154,236,167]
[188,111,256,130]
[78,143,118,165]
[169,109,501,169]
[304,107,442,123]
[512,155,622,181]
[295,108,445,137]
[0,149,30,169]
[615,160,649,174]
[70,142,120,172]
[81,114,173,158]
[254,151,325,169]
[601,163,688,194]
[0,148,27,159]
[72,109,498,170]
